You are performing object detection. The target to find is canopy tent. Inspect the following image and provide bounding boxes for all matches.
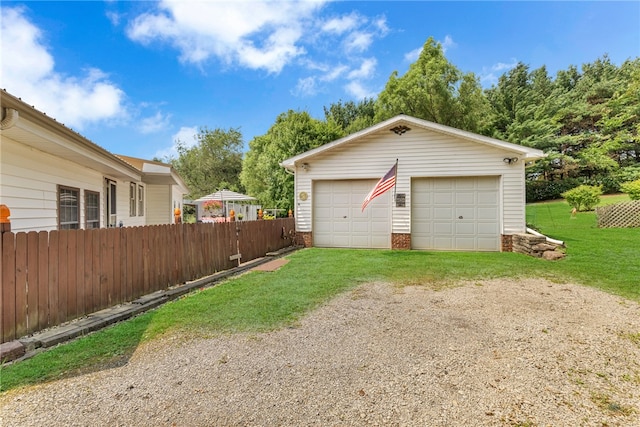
[194,190,259,221]
[194,189,256,202]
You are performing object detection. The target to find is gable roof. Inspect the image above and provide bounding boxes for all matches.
[281,114,545,170]
[1,89,140,180]
[194,189,256,203]
[116,155,189,192]
[1,89,188,191]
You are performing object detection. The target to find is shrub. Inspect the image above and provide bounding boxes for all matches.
[561,185,602,211]
[526,178,581,202]
[620,179,640,200]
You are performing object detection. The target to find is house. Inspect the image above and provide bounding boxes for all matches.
[281,114,545,251]
[0,90,189,232]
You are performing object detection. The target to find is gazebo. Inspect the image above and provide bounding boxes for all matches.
[194,190,259,221]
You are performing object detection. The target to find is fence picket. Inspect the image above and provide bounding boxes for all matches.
[37,231,49,331]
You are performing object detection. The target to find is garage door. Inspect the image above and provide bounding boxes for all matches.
[411,176,500,251]
[313,180,391,248]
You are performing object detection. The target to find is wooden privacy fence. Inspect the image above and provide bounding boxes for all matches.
[1,218,295,344]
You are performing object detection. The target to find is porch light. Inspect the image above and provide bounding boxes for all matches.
[503,157,519,164]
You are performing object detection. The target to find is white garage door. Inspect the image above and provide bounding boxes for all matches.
[412,176,500,251]
[313,180,391,248]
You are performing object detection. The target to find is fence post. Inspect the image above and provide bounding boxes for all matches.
[0,204,10,233]
[1,204,13,343]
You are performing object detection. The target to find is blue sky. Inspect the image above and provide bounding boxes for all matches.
[1,1,639,161]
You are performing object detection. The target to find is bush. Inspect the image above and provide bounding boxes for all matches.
[561,185,603,211]
[526,178,581,202]
[581,174,622,194]
[620,179,640,200]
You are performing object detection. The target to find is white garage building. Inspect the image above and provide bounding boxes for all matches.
[280,115,544,251]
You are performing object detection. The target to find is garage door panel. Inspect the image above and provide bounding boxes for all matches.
[435,180,455,190]
[477,177,498,188]
[412,191,431,204]
[434,193,453,204]
[455,222,475,234]
[456,207,476,220]
[477,207,498,220]
[371,220,389,233]
[456,191,475,204]
[477,191,498,204]
[455,237,476,250]
[477,237,499,250]
[412,177,500,251]
[434,207,453,219]
[370,206,389,219]
[433,222,453,233]
[478,222,499,234]
[434,237,454,249]
[352,221,370,233]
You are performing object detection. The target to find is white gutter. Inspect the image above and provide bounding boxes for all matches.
[526,227,564,246]
[1,108,19,130]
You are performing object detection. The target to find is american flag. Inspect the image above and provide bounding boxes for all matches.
[361,162,397,211]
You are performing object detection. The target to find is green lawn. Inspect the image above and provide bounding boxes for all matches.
[2,196,638,392]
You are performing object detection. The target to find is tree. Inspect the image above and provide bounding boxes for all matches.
[169,127,244,199]
[241,111,343,209]
[323,98,376,135]
[374,37,488,133]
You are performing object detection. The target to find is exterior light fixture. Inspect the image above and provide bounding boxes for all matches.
[503,157,519,164]
[390,125,411,135]
[301,163,310,170]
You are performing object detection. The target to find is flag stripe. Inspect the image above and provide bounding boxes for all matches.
[361,163,397,211]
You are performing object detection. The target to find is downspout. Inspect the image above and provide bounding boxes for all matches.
[1,108,19,130]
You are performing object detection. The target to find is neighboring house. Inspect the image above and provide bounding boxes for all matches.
[281,114,545,252]
[0,90,188,232]
[116,155,189,226]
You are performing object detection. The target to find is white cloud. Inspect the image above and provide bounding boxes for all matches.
[321,12,361,34]
[404,35,457,63]
[480,59,518,86]
[127,0,326,74]
[440,35,456,53]
[293,77,318,97]
[491,60,519,72]
[344,31,373,53]
[347,58,376,80]
[320,64,349,82]
[139,111,171,134]
[404,47,422,63]
[154,125,199,160]
[344,81,375,100]
[0,6,127,130]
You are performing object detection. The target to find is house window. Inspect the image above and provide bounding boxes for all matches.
[106,179,117,227]
[129,182,137,216]
[138,184,144,216]
[85,190,100,229]
[58,185,80,230]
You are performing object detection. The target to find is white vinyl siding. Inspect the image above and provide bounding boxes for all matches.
[313,180,391,248]
[0,138,147,231]
[293,127,526,237]
[146,184,171,225]
[1,139,105,232]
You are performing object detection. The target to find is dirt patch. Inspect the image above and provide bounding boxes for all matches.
[2,278,639,426]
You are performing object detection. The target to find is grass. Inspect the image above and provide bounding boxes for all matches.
[526,194,639,299]
[2,195,639,392]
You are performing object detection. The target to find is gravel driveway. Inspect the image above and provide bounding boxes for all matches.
[2,278,640,426]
